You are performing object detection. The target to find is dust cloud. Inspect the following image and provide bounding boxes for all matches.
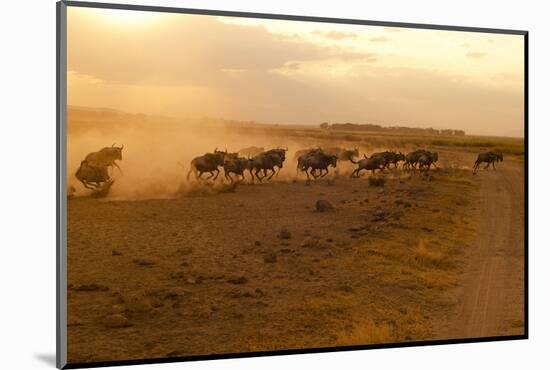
[67,108,327,200]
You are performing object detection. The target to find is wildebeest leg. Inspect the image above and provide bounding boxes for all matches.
[320,168,329,178]
[485,161,490,170]
[266,168,277,181]
[492,161,496,170]
[225,171,233,183]
[204,171,215,180]
[309,168,319,180]
[212,168,220,180]
[255,168,263,182]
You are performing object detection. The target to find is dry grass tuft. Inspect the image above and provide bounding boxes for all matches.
[409,239,449,270]
[336,319,394,346]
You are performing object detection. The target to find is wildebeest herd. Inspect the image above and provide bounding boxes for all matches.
[72,144,504,196]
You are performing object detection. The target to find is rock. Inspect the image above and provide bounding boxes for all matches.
[110,304,126,314]
[186,277,197,284]
[125,293,152,313]
[164,287,187,299]
[132,258,156,267]
[372,211,388,222]
[103,314,132,328]
[264,253,277,263]
[111,249,122,256]
[300,236,320,248]
[280,248,293,254]
[254,240,262,246]
[75,283,109,292]
[315,199,334,212]
[227,276,248,285]
[277,228,292,239]
[176,246,194,255]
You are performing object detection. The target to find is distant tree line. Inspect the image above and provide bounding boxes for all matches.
[320,122,465,136]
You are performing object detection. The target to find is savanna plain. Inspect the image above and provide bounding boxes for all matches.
[66,108,525,363]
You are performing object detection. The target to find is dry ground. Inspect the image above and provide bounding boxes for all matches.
[66,146,525,363]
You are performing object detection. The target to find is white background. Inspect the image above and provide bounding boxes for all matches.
[0,0,546,369]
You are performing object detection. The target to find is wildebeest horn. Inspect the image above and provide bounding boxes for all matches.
[112,143,116,147]
[364,154,368,159]
[214,147,218,152]
[120,144,124,150]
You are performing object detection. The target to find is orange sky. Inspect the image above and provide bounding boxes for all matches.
[67,7,525,137]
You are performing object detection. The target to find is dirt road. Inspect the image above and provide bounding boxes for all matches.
[437,160,525,339]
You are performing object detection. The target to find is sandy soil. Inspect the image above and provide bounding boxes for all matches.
[66,152,525,364]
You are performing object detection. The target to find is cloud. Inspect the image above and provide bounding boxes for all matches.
[68,14,373,86]
[466,51,486,59]
[384,27,404,33]
[369,36,390,42]
[312,30,357,40]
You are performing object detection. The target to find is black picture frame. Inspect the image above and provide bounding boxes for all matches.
[56,1,528,368]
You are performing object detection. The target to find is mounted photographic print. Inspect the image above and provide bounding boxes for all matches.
[56,1,527,368]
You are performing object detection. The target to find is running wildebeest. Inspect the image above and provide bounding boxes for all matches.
[403,150,438,170]
[248,151,285,183]
[350,155,386,177]
[297,151,338,182]
[261,147,287,178]
[75,160,112,191]
[418,151,439,169]
[238,146,264,157]
[223,155,252,183]
[85,144,124,174]
[473,151,503,173]
[371,151,406,169]
[186,148,227,181]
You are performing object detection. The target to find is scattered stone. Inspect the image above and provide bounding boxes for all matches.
[421,227,434,233]
[111,249,122,256]
[186,277,197,284]
[132,258,156,267]
[110,304,126,314]
[372,211,388,222]
[315,199,334,212]
[300,236,320,248]
[280,248,293,254]
[254,240,262,246]
[171,231,178,237]
[125,293,152,313]
[74,283,109,292]
[176,246,194,255]
[264,253,277,263]
[336,285,354,293]
[277,228,292,239]
[227,276,248,285]
[348,225,363,232]
[103,314,132,328]
[164,287,187,299]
